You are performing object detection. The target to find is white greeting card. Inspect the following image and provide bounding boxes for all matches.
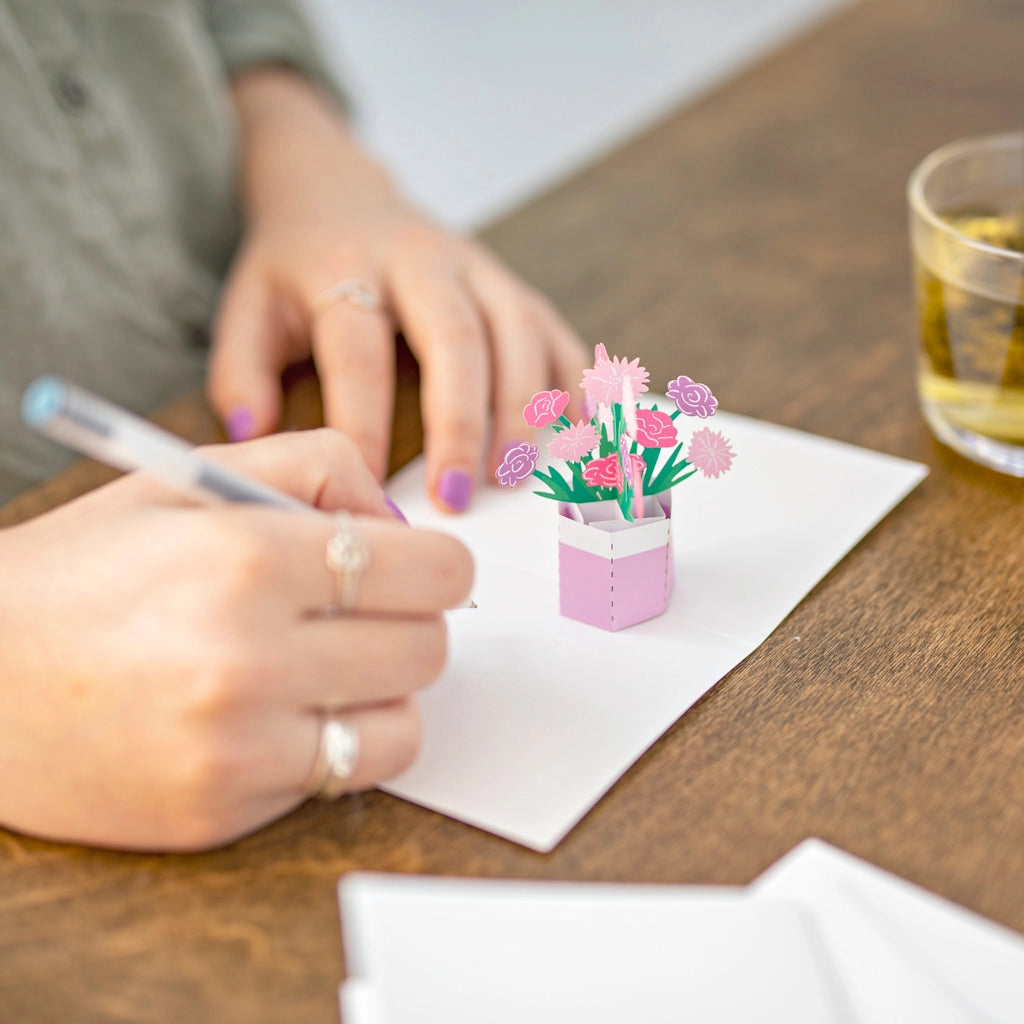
[383,413,927,850]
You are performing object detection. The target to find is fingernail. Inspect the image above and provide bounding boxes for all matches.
[384,495,409,525]
[437,469,473,512]
[225,407,255,443]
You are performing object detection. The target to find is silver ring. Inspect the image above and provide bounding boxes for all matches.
[324,511,370,615]
[314,278,382,315]
[306,715,361,800]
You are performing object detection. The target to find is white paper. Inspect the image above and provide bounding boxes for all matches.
[339,873,855,1024]
[383,413,927,850]
[338,980,386,1024]
[753,839,1024,1024]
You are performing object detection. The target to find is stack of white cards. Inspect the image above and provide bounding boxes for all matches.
[338,840,1024,1024]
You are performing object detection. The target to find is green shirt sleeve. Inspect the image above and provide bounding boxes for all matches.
[203,0,348,110]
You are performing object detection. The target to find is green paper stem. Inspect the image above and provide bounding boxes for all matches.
[642,445,661,490]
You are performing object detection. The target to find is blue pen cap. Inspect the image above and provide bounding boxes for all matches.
[21,375,68,429]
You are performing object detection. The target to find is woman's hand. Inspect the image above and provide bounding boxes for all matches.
[0,430,473,851]
[207,68,588,513]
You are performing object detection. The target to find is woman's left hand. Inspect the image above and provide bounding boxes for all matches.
[208,69,588,513]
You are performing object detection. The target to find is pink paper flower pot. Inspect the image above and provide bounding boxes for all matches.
[557,492,673,632]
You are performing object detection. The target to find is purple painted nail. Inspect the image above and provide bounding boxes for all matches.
[225,407,255,443]
[384,495,409,525]
[437,469,473,512]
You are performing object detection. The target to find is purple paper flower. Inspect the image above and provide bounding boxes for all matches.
[548,420,600,462]
[686,428,735,478]
[667,375,718,418]
[496,441,539,487]
[523,389,570,428]
[634,408,678,448]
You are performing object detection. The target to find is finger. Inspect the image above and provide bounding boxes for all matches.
[389,259,491,513]
[311,300,396,483]
[199,428,394,518]
[293,698,423,796]
[260,613,447,708]
[208,255,295,442]
[296,512,474,614]
[232,699,422,820]
[464,258,554,474]
[529,293,591,423]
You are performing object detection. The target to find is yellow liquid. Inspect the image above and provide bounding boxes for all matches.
[917,369,1024,443]
[914,208,1024,451]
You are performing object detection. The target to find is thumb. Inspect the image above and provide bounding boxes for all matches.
[207,254,292,442]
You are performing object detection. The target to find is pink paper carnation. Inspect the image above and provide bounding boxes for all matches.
[686,428,735,478]
[580,352,650,407]
[523,389,570,428]
[496,441,539,487]
[634,408,677,448]
[548,420,599,462]
[667,375,718,418]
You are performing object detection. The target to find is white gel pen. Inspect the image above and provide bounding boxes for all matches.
[21,375,314,512]
[21,376,477,608]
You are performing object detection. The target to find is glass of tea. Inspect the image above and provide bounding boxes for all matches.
[908,131,1024,476]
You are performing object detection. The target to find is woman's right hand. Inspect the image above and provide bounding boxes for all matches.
[0,429,473,852]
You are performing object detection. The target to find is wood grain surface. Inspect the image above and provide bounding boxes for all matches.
[3,0,1024,1020]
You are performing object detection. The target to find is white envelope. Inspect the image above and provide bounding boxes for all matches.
[339,873,855,1024]
[753,839,1024,1023]
[384,413,927,850]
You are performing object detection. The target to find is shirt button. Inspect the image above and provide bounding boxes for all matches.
[54,72,89,112]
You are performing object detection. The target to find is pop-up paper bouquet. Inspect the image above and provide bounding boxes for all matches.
[496,344,735,631]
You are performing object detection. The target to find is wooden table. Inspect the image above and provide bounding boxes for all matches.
[3,0,1023,1019]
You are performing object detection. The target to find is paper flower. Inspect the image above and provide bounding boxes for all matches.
[582,454,623,489]
[523,389,570,428]
[508,344,736,516]
[496,442,539,487]
[667,375,718,418]
[548,420,599,462]
[686,428,735,478]
[581,351,650,406]
[626,452,646,482]
[634,408,677,448]
[581,452,645,491]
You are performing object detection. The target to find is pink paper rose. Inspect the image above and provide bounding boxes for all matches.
[523,389,570,428]
[634,408,678,448]
[582,454,622,490]
[581,452,645,491]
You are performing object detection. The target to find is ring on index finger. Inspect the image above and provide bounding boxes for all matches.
[314,278,383,316]
[323,511,370,615]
